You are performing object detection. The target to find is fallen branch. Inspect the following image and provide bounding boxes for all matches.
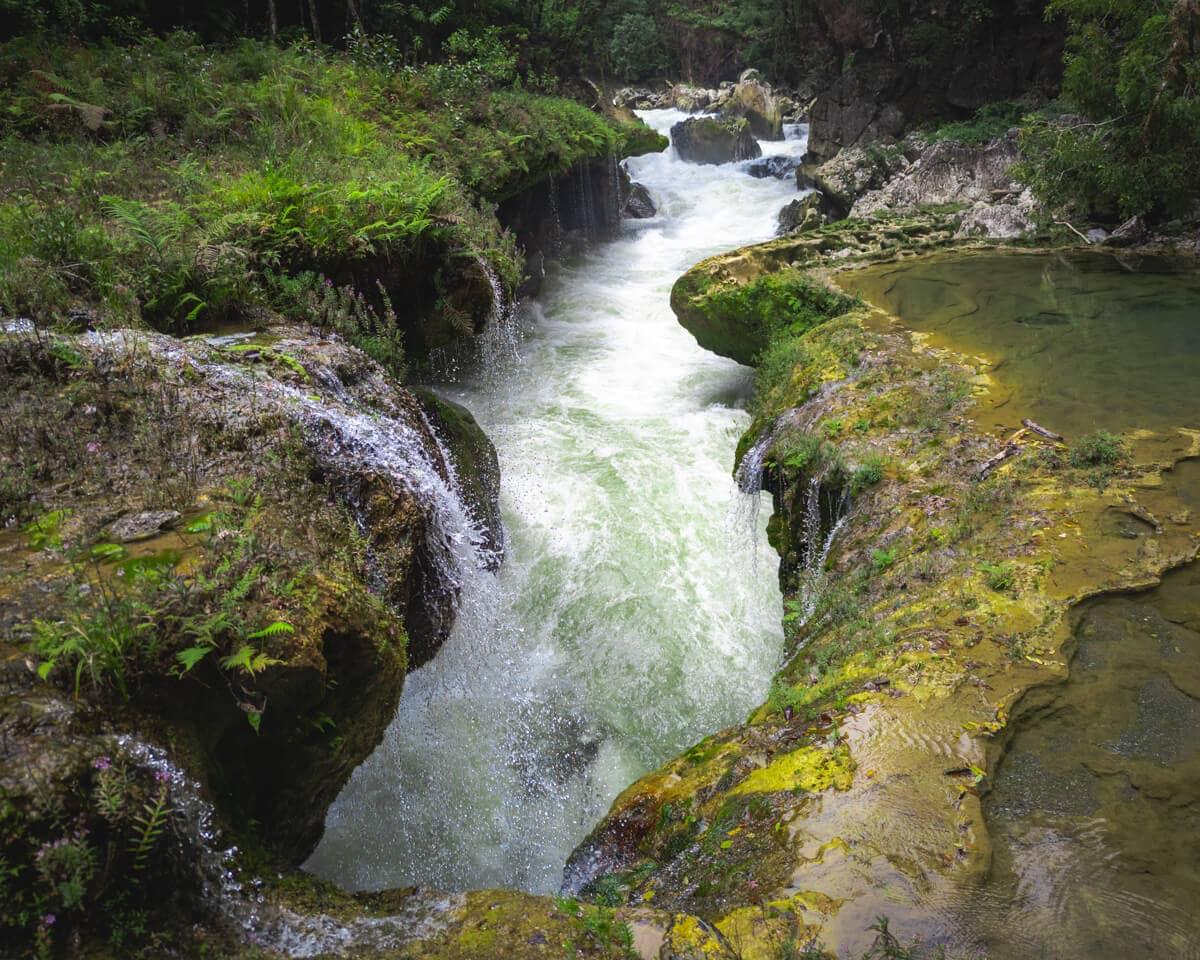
[1021,418,1064,442]
[1123,497,1163,533]
[975,443,1022,480]
[1055,220,1093,244]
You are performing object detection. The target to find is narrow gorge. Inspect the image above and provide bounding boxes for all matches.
[2,4,1199,959]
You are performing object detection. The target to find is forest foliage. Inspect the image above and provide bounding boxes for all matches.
[1015,0,1200,221]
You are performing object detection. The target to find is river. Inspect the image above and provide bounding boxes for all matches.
[305,111,806,894]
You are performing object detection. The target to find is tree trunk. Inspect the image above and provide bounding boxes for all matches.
[346,0,364,33]
[267,0,278,38]
[307,0,322,42]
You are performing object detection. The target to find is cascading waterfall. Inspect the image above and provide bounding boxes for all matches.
[792,477,850,628]
[475,257,521,377]
[195,355,499,631]
[307,109,812,895]
[547,174,563,255]
[733,412,851,629]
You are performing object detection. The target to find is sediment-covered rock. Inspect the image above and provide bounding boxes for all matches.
[622,228,1200,955]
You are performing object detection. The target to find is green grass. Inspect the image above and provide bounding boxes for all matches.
[0,33,643,338]
[928,101,1025,145]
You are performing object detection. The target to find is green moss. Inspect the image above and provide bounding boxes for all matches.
[672,268,858,367]
[730,745,855,796]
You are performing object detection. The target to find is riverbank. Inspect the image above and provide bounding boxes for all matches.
[565,221,1200,956]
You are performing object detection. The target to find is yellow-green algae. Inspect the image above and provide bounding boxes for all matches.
[730,745,855,797]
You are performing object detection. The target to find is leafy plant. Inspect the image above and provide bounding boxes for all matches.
[128,775,171,873]
[1015,0,1200,220]
[981,561,1016,593]
[870,548,898,574]
[1068,430,1125,467]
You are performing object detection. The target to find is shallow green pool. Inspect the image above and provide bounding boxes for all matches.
[840,251,1200,438]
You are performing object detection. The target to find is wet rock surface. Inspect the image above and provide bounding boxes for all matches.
[0,323,505,951]
[624,181,657,219]
[671,116,761,165]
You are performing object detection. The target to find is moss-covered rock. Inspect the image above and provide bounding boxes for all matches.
[0,321,510,951]
[413,387,504,568]
[670,117,761,166]
[718,70,785,141]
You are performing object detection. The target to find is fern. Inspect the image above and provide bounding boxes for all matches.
[128,784,171,872]
[245,620,294,640]
[101,197,175,259]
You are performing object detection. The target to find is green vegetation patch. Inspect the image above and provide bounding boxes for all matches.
[0,33,632,339]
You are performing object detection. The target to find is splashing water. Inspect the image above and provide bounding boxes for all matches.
[307,110,811,894]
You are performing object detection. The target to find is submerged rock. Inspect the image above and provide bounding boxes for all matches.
[747,155,798,180]
[671,116,761,165]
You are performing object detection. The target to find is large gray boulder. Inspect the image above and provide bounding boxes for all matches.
[670,116,761,165]
[850,130,1024,218]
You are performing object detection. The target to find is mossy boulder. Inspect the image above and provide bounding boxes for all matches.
[670,116,761,165]
[718,70,785,141]
[0,322,502,906]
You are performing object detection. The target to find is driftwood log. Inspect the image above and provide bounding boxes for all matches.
[1022,418,1064,442]
[975,443,1022,480]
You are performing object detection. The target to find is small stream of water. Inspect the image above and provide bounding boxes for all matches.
[306,112,806,893]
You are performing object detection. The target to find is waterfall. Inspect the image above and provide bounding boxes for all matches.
[196,354,497,646]
[474,257,520,378]
[733,411,851,633]
[607,151,622,225]
[792,477,850,631]
[547,174,563,255]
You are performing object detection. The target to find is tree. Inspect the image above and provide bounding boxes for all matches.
[1016,0,1200,221]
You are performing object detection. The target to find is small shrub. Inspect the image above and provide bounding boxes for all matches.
[981,561,1016,593]
[1068,431,1125,468]
[850,454,888,495]
[871,548,897,574]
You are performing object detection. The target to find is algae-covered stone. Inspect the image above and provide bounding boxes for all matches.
[671,117,761,165]
[729,744,855,796]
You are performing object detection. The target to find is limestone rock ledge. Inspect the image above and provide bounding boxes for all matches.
[576,235,1200,956]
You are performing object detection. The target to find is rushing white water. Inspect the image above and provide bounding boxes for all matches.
[306,111,808,894]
